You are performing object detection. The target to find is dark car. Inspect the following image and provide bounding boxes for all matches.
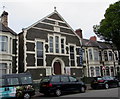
[0,73,35,99]
[91,76,120,89]
[39,75,86,96]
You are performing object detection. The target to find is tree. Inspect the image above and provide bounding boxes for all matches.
[93,1,120,64]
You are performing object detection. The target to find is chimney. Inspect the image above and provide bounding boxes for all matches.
[90,36,97,41]
[75,28,83,38]
[0,11,8,27]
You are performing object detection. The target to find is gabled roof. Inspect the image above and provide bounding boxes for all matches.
[0,22,17,35]
[23,10,80,38]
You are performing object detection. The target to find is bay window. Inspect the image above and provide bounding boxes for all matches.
[0,36,8,52]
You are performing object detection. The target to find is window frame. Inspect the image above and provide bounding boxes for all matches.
[36,41,44,66]
[0,35,8,53]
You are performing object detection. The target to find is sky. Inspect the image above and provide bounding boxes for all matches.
[0,0,119,40]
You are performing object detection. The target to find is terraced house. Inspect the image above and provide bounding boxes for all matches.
[76,29,120,77]
[0,11,18,74]
[18,10,82,80]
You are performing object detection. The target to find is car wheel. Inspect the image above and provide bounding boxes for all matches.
[80,86,85,93]
[24,93,31,99]
[54,89,61,96]
[105,83,109,89]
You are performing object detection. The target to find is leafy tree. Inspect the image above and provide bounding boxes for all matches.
[93,1,120,64]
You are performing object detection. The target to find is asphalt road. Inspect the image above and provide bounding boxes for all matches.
[32,88,119,99]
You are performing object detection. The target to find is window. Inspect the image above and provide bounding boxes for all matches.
[51,76,60,82]
[89,49,93,60]
[7,78,19,85]
[49,36,53,53]
[114,52,118,60]
[82,49,85,61]
[0,36,8,52]
[9,37,12,53]
[70,46,75,66]
[0,78,5,86]
[41,77,50,82]
[61,39,65,54]
[99,51,102,61]
[104,51,108,61]
[95,67,100,76]
[90,67,94,77]
[69,76,77,82]
[106,67,110,75]
[117,67,120,72]
[55,36,59,53]
[0,63,7,74]
[94,49,99,61]
[61,76,69,82]
[21,76,32,84]
[36,42,44,66]
[109,51,113,61]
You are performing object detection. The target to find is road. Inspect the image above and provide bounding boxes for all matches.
[32,88,119,99]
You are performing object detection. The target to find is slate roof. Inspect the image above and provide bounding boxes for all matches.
[82,38,116,49]
[0,22,17,35]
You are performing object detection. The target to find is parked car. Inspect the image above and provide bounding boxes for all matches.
[39,75,86,96]
[0,73,35,99]
[91,76,120,89]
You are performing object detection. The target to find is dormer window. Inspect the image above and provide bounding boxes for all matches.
[0,36,8,52]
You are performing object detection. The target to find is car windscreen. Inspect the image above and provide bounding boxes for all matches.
[20,76,33,84]
[0,78,5,86]
[41,77,50,83]
[7,77,20,86]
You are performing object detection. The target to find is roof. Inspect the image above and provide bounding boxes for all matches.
[82,39,100,47]
[0,22,17,35]
[82,39,116,49]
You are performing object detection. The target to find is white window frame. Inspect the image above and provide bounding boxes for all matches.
[93,49,99,61]
[49,36,54,53]
[35,39,45,67]
[88,48,93,61]
[0,35,8,53]
[61,37,66,54]
[69,44,77,67]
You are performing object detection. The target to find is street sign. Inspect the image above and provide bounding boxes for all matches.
[79,48,83,66]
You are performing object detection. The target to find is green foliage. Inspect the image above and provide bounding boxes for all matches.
[93,1,120,49]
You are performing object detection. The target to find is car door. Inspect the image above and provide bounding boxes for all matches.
[69,76,79,91]
[60,76,71,92]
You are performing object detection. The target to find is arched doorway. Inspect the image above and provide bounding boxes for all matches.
[52,57,65,75]
[53,61,61,75]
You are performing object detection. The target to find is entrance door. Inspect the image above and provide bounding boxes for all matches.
[54,62,61,75]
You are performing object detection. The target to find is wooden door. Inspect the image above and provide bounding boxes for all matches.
[54,62,61,75]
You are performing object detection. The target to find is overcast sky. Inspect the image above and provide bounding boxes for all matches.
[0,0,119,40]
